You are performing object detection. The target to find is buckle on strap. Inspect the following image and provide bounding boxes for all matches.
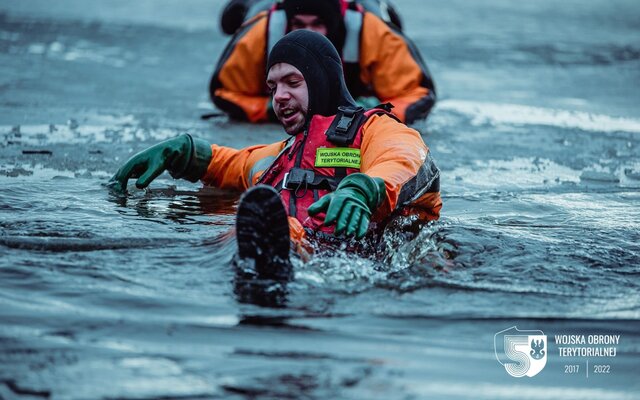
[325,105,365,146]
[282,168,315,190]
[281,168,340,191]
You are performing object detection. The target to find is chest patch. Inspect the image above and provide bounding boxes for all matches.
[315,148,361,169]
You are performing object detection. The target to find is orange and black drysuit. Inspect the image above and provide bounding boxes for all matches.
[210,0,436,125]
[203,30,441,245]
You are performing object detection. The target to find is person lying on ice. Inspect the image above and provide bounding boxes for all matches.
[110,30,441,275]
[210,0,436,125]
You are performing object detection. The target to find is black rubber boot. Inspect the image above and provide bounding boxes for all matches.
[235,185,293,282]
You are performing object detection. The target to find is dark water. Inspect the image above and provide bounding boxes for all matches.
[1,0,639,398]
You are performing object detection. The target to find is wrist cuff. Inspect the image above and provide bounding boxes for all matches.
[171,134,212,182]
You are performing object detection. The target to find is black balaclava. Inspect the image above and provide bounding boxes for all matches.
[281,0,346,55]
[267,30,356,125]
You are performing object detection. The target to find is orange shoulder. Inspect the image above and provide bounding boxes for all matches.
[359,13,429,122]
[218,15,268,97]
[360,114,427,207]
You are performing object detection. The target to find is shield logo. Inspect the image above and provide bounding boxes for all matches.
[494,326,547,377]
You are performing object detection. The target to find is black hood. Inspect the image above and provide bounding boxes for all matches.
[267,30,356,120]
[281,0,346,54]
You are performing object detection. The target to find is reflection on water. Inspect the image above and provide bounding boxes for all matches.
[2,173,636,317]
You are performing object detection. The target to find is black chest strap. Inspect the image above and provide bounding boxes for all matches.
[276,167,340,192]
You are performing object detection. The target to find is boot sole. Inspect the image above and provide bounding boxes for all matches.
[236,185,291,280]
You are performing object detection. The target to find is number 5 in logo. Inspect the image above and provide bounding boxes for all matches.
[495,326,547,377]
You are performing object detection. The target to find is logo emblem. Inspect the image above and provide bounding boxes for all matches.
[494,326,547,377]
[315,148,361,168]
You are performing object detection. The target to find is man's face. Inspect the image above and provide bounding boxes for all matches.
[267,63,309,134]
[289,14,328,36]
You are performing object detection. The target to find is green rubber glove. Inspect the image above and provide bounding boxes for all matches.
[308,173,386,239]
[109,134,212,192]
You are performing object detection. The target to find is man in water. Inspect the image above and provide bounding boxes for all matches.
[210,0,436,125]
[110,30,441,279]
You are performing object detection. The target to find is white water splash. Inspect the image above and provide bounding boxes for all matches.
[1,115,180,145]
[438,100,640,134]
[0,163,115,181]
[446,157,581,189]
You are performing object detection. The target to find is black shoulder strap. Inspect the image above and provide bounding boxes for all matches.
[325,105,366,146]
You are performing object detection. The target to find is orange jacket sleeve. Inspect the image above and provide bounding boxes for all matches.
[360,114,442,221]
[359,12,435,124]
[210,13,270,123]
[201,141,287,190]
